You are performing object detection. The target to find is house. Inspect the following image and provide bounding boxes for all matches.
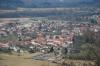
[0,42,9,48]
[0,30,8,36]
[31,40,40,45]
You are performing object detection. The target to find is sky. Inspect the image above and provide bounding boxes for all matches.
[0,0,98,8]
[20,0,94,3]
[0,0,94,4]
[19,0,94,6]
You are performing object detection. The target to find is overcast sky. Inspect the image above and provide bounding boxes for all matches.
[0,0,96,8]
[20,0,94,4]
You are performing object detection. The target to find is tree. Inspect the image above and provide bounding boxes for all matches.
[93,46,100,66]
[49,46,54,53]
[82,29,95,43]
[95,34,100,47]
[61,47,68,58]
[91,19,97,25]
[83,31,100,66]
[80,44,96,60]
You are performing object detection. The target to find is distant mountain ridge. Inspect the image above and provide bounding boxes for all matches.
[0,0,99,9]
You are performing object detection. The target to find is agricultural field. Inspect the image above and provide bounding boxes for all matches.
[0,53,58,66]
[0,53,96,66]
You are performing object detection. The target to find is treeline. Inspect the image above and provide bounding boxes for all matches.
[72,28,100,66]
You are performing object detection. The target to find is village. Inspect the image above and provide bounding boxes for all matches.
[0,0,100,65]
[0,17,100,66]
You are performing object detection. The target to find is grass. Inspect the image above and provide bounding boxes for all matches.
[0,53,96,66]
[0,34,18,42]
[0,53,58,66]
